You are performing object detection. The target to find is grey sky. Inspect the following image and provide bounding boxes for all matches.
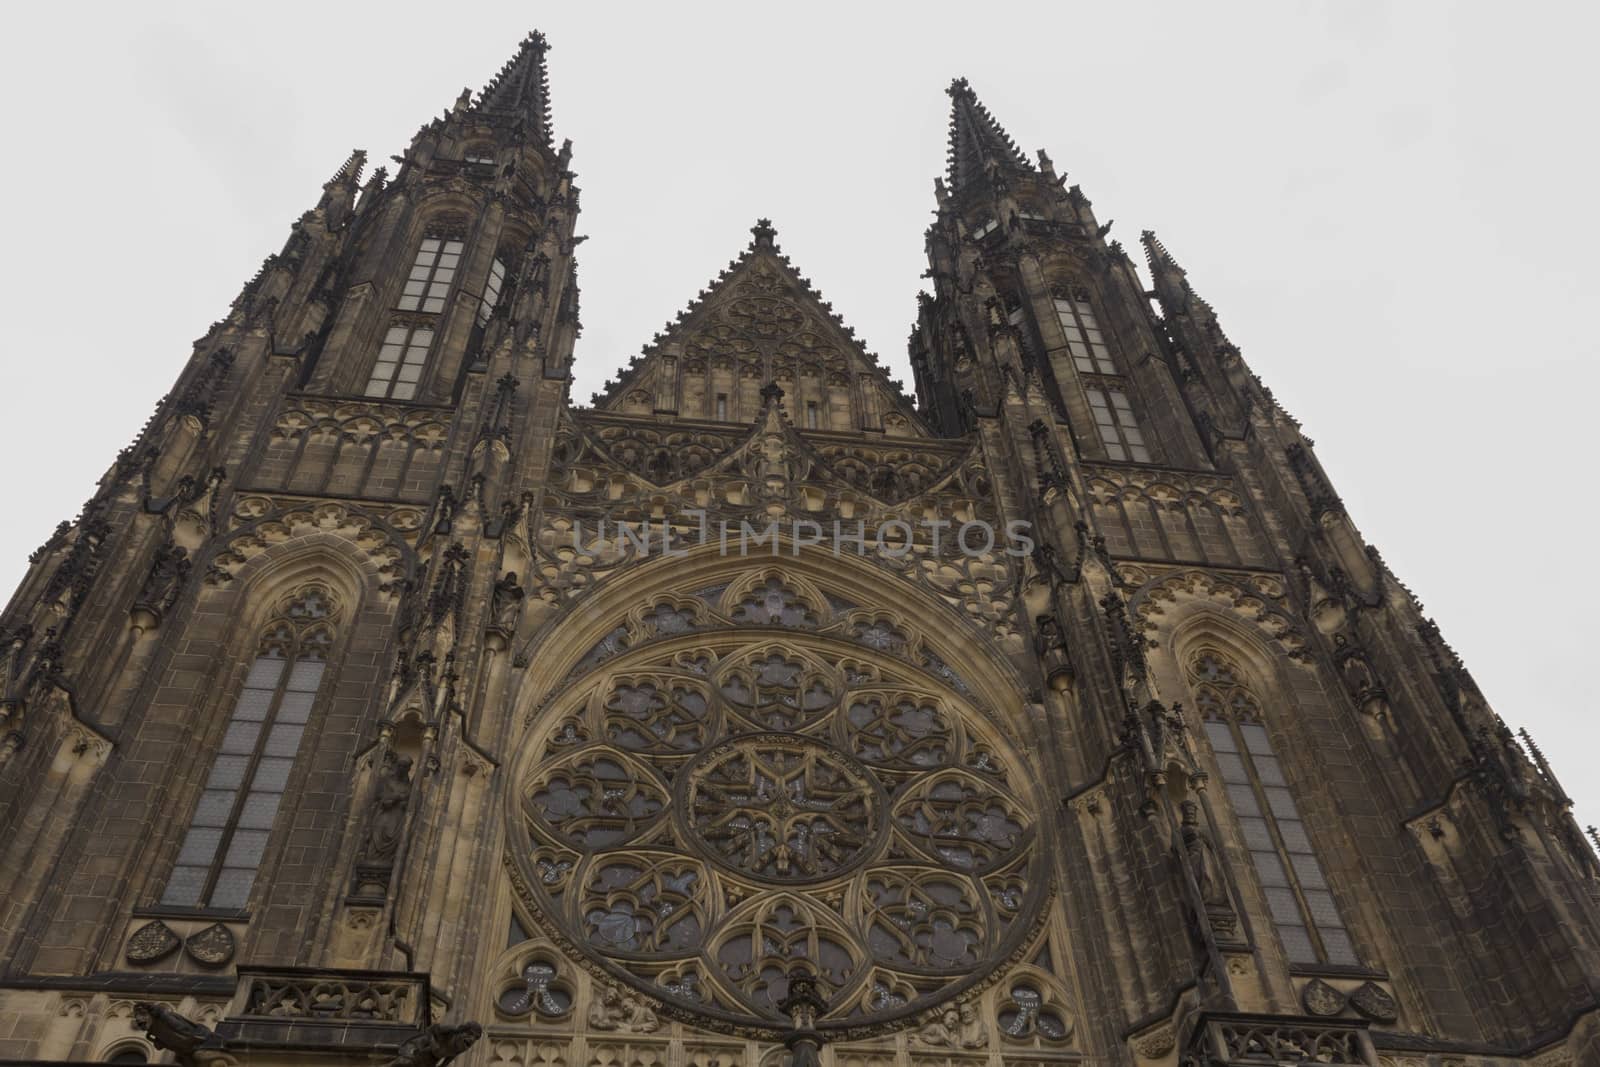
[3,3,1596,819]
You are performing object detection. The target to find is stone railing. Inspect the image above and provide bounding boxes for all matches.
[233,967,429,1026]
[1188,1013,1375,1066]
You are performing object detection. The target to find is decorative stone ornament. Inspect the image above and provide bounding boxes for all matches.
[184,923,237,967]
[125,920,182,964]
[1300,977,1347,1017]
[1349,980,1399,1022]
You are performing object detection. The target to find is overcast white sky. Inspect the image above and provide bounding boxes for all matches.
[2,3,1597,821]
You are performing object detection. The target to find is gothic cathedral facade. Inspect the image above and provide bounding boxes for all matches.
[0,31,1595,1067]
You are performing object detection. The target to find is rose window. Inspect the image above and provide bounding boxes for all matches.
[686,734,883,881]
[513,624,1045,1035]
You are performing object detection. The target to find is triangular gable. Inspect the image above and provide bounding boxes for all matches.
[588,220,932,438]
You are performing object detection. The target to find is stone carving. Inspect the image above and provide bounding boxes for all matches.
[132,1002,225,1067]
[364,751,415,863]
[1349,981,1398,1023]
[1133,1024,1175,1057]
[352,749,415,899]
[1213,1019,1362,1064]
[1033,613,1072,691]
[492,571,526,632]
[243,973,416,1021]
[125,920,181,964]
[916,1003,986,1049]
[184,922,236,967]
[1301,978,1346,1017]
[134,541,191,619]
[1180,799,1237,939]
[586,983,659,1033]
[385,1022,483,1067]
[957,1003,989,1048]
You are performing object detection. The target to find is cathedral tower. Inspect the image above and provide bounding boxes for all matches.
[0,34,1595,1067]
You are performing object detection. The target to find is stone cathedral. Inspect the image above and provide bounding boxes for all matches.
[0,29,1596,1067]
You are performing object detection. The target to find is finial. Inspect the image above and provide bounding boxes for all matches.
[947,76,975,100]
[760,381,785,407]
[750,218,777,250]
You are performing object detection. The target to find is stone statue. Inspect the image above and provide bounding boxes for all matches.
[491,571,525,631]
[363,752,414,863]
[957,1002,989,1048]
[622,992,659,1033]
[136,542,191,615]
[587,983,623,1029]
[587,983,658,1033]
[917,1007,962,1046]
[1181,800,1236,937]
[385,1022,482,1067]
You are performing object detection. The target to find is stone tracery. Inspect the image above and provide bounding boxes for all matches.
[510,567,1046,1034]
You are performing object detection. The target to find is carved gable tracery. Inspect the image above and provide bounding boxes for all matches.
[589,226,927,437]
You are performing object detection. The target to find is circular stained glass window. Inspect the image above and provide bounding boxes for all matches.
[513,620,1045,1035]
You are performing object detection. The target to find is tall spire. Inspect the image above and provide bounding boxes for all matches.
[473,31,554,146]
[1140,230,1188,284]
[1141,230,1214,315]
[944,78,1033,194]
[324,148,367,189]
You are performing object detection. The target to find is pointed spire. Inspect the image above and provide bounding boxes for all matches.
[1140,230,1189,284]
[944,78,1033,194]
[1141,229,1216,318]
[474,31,554,146]
[319,148,367,221]
[325,148,367,188]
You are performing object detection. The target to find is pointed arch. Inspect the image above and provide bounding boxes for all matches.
[150,529,404,914]
[1146,605,1361,970]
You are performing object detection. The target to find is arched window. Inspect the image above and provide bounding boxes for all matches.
[511,567,1048,1029]
[1187,649,1357,966]
[1052,286,1151,462]
[160,586,338,910]
[366,228,465,400]
[398,233,463,315]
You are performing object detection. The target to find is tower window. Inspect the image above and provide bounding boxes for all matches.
[1086,387,1150,462]
[716,393,728,421]
[1189,650,1358,966]
[1054,295,1116,374]
[398,236,464,314]
[477,257,508,327]
[365,325,434,401]
[973,215,999,238]
[806,401,819,429]
[161,587,337,911]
